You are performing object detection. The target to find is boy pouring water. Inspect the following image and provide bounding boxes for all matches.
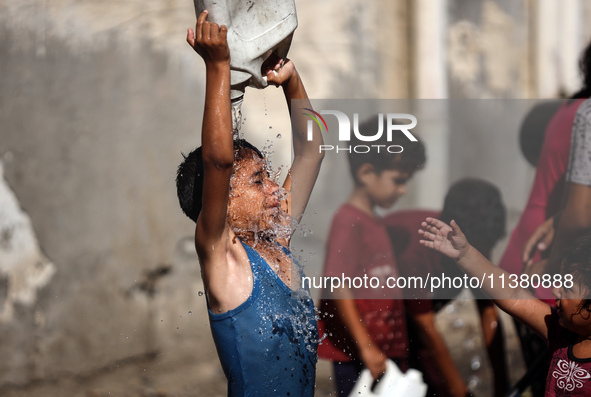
[176,11,323,396]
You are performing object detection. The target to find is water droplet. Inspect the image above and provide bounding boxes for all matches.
[231,101,243,139]
[467,375,481,388]
[160,320,164,322]
[463,337,476,350]
[470,356,481,370]
[198,291,204,296]
[276,134,282,139]
[453,318,464,328]
[188,311,193,315]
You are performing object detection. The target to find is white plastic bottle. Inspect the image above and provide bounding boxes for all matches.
[193,0,298,104]
[349,360,428,397]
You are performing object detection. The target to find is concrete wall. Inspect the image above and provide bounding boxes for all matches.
[0,10,202,383]
[1,0,591,395]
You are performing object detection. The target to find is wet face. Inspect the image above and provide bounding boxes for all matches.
[227,149,283,235]
[553,277,591,334]
[365,169,411,209]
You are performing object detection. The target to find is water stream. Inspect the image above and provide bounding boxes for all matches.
[231,98,243,139]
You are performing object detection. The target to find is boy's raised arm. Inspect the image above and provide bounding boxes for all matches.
[265,60,324,223]
[188,11,233,255]
[419,218,553,340]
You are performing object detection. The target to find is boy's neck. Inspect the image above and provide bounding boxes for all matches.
[347,187,377,218]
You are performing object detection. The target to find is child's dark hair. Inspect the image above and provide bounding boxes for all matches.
[561,236,591,313]
[176,139,263,223]
[347,115,426,182]
[440,178,506,252]
[572,40,591,99]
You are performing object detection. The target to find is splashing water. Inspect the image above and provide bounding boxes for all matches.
[463,336,476,350]
[453,318,465,328]
[470,355,481,370]
[467,375,481,389]
[228,160,294,243]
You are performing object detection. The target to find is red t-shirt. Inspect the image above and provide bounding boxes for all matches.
[545,309,591,396]
[384,210,440,314]
[499,100,585,302]
[317,204,407,361]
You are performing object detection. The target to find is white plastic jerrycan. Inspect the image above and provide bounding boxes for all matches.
[348,359,428,397]
[193,0,298,102]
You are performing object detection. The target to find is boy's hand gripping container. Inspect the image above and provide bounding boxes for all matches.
[349,359,428,397]
[193,0,298,103]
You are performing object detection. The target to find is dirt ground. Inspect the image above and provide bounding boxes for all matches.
[0,291,532,397]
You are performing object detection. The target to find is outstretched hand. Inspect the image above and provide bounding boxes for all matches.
[419,218,470,260]
[187,10,230,66]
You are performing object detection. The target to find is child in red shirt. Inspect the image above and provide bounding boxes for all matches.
[317,117,426,396]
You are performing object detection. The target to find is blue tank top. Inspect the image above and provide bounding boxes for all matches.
[208,241,318,397]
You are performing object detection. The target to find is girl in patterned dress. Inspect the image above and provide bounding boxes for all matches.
[419,218,591,396]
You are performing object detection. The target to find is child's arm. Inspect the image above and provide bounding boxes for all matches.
[265,60,324,224]
[323,216,386,379]
[187,12,233,263]
[334,293,387,380]
[419,217,552,340]
[541,183,591,275]
[410,311,468,397]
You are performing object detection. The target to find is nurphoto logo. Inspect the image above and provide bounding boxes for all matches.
[303,110,418,153]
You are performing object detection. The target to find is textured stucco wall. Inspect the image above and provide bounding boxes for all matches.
[1,0,590,394]
[0,16,203,382]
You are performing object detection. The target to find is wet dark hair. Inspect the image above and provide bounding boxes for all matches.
[440,179,506,253]
[571,40,591,99]
[347,115,426,182]
[176,139,263,223]
[560,236,591,313]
